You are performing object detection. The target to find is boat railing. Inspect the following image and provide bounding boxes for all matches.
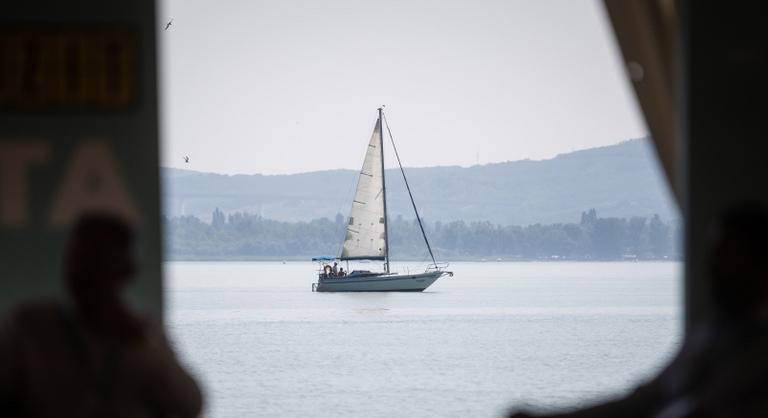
[426,262,450,272]
[396,262,449,275]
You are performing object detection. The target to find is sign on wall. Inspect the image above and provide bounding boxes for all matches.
[0,1,162,317]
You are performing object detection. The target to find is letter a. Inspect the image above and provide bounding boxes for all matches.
[49,141,140,226]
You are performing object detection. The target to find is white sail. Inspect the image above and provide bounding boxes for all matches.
[341,118,386,260]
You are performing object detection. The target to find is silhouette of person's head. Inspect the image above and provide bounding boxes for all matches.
[64,212,137,311]
[3,214,203,416]
[710,205,768,321]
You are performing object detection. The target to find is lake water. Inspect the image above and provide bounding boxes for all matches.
[165,261,682,418]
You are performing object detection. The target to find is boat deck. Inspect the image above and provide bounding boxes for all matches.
[313,270,448,292]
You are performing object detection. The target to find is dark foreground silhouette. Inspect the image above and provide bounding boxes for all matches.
[509,206,768,418]
[0,213,203,418]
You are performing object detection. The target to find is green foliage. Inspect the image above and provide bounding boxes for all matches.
[165,208,680,261]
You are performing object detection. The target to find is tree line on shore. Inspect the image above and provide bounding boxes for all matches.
[165,208,681,261]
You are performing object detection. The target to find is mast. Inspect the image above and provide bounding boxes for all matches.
[379,107,390,273]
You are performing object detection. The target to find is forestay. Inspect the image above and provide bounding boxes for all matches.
[341,118,387,260]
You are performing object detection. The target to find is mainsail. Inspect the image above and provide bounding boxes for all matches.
[340,118,387,260]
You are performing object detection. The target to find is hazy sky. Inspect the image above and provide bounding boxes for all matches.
[160,0,646,175]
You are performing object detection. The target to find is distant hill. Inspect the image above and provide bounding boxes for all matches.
[162,138,678,225]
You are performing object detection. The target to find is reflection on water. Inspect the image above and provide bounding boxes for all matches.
[166,261,682,418]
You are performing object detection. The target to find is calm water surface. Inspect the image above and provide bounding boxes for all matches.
[165,261,682,418]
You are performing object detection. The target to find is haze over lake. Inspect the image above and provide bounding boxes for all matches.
[166,261,681,418]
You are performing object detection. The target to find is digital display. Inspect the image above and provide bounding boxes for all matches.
[0,28,137,108]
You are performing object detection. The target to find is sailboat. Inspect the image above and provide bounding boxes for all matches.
[311,108,452,292]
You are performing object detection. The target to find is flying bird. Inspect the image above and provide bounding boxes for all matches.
[165,19,173,30]
[184,156,189,163]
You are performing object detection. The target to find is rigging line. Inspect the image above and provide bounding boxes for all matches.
[381,112,438,267]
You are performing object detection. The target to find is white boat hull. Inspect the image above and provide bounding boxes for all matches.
[313,271,447,292]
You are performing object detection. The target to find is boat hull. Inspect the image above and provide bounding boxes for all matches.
[314,271,445,292]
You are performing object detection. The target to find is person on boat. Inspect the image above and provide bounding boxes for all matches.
[338,267,345,277]
[332,262,339,276]
[0,213,203,418]
[323,264,332,277]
